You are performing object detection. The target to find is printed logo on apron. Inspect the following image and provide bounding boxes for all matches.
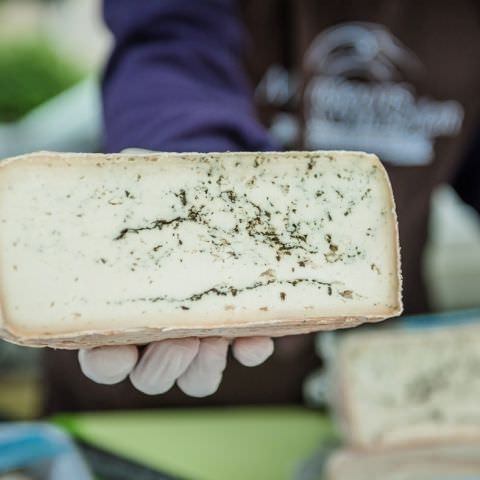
[303,22,464,166]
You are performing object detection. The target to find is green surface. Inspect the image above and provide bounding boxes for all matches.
[54,407,334,480]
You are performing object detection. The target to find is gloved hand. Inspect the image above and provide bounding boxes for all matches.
[78,337,274,397]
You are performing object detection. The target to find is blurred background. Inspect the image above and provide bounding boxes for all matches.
[0,1,479,479]
[0,0,109,160]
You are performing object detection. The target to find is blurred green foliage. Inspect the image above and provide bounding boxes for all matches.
[0,39,84,122]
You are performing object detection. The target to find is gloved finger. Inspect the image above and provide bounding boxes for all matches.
[129,338,200,395]
[78,345,138,385]
[232,337,274,367]
[177,337,229,398]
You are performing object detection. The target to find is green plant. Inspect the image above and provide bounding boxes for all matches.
[0,39,84,122]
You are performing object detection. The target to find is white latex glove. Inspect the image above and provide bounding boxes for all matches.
[78,337,274,397]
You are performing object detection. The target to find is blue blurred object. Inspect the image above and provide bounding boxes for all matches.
[0,424,66,471]
[399,308,480,330]
[0,423,91,479]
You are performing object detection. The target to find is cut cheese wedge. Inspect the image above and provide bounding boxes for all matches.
[332,322,480,449]
[0,151,402,348]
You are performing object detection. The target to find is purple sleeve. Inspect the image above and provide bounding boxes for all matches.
[452,130,480,214]
[102,0,276,153]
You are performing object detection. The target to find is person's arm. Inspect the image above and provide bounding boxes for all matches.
[102,0,276,153]
[451,128,480,214]
[79,0,276,397]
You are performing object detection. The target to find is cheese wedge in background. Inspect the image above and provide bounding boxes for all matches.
[333,322,480,449]
[0,151,401,348]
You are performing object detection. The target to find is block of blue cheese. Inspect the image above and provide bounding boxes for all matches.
[0,151,402,348]
[330,321,480,449]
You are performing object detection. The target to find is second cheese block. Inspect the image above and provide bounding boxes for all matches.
[0,151,402,348]
[331,321,480,449]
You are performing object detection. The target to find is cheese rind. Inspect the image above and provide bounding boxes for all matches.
[0,151,402,348]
